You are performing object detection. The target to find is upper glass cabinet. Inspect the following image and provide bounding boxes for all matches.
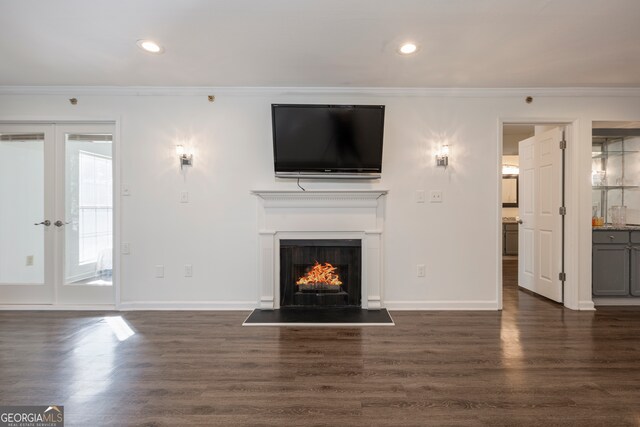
[592,124,640,225]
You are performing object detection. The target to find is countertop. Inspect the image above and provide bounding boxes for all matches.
[593,225,640,231]
[502,217,519,224]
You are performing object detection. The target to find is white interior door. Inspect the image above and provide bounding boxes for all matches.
[518,127,563,303]
[0,123,114,306]
[0,124,55,304]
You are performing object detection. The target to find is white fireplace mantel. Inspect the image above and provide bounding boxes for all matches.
[252,190,388,310]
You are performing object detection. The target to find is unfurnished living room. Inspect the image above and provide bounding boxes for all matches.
[1,1,640,426]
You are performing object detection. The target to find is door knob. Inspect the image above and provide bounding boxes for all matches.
[54,220,70,227]
[34,220,51,226]
[517,219,524,224]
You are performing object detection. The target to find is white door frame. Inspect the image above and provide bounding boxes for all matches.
[497,118,581,310]
[0,118,120,310]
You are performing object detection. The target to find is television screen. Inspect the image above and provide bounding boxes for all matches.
[272,104,385,177]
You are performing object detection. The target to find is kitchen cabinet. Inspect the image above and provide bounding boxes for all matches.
[503,223,518,256]
[631,232,640,296]
[593,229,640,297]
[592,130,639,223]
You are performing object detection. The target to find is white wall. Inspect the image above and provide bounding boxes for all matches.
[503,131,533,155]
[1,89,639,309]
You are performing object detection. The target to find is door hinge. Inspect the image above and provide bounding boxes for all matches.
[559,140,567,150]
[559,272,566,281]
[559,206,566,215]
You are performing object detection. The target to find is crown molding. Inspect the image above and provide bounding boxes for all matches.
[1,85,640,98]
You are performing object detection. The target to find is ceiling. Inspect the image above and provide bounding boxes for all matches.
[1,0,640,88]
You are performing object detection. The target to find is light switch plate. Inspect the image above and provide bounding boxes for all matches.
[184,264,193,277]
[180,191,189,203]
[121,185,131,196]
[415,190,425,203]
[122,242,130,254]
[417,264,426,277]
[155,265,164,278]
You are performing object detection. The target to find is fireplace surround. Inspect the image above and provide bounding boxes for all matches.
[252,190,387,310]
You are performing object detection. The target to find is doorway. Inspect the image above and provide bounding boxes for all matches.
[0,123,116,306]
[500,123,568,308]
[501,125,533,307]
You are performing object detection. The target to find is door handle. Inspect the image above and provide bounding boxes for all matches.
[54,220,70,227]
[517,219,523,224]
[34,220,51,226]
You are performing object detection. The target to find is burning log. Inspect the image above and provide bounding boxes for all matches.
[296,261,343,287]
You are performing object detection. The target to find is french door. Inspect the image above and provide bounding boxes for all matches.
[0,123,115,305]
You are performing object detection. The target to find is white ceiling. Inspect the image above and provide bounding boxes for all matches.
[1,0,640,87]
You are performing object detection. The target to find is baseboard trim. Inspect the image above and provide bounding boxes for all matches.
[385,300,499,310]
[118,301,256,311]
[0,304,115,311]
[593,298,640,307]
[0,301,503,311]
[578,300,596,310]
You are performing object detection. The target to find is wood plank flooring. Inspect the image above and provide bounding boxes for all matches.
[2,260,640,426]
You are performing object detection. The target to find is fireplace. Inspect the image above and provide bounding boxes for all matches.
[280,239,362,308]
[252,190,387,310]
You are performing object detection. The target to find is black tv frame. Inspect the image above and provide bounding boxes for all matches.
[271,104,385,179]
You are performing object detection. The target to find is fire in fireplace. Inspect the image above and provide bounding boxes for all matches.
[280,239,361,308]
[296,261,343,291]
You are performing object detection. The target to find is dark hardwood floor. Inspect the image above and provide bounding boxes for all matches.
[2,260,640,426]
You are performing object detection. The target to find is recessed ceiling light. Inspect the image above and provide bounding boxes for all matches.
[136,39,164,54]
[399,43,418,55]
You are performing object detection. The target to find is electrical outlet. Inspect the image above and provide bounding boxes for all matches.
[25,255,34,266]
[415,190,425,203]
[184,264,193,277]
[417,264,426,277]
[180,191,189,203]
[430,190,443,203]
[122,242,130,254]
[155,265,164,278]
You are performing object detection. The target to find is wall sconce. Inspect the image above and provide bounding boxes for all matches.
[436,144,449,167]
[502,164,519,175]
[176,145,193,169]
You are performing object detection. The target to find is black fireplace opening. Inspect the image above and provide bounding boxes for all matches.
[280,239,362,308]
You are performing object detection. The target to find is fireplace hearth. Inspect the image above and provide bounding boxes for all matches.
[280,239,361,308]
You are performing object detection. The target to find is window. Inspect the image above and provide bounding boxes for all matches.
[78,151,112,265]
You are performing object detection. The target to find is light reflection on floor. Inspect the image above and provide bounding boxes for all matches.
[66,316,136,405]
[105,316,135,341]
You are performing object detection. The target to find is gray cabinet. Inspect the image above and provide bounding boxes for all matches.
[503,223,518,256]
[631,246,640,296]
[592,230,640,297]
[593,244,630,296]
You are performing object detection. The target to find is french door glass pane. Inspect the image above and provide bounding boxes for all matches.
[65,133,113,286]
[0,133,45,284]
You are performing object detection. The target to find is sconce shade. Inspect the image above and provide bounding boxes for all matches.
[436,144,449,167]
[175,144,193,169]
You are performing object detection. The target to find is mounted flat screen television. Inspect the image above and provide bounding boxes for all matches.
[271,104,385,179]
